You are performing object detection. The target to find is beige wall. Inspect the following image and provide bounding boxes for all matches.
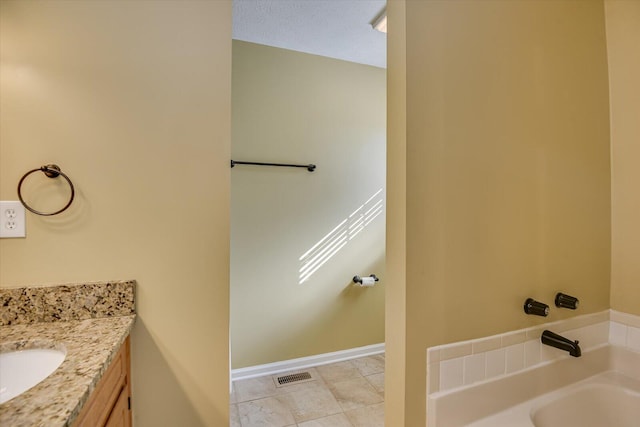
[606,0,640,316]
[231,41,386,368]
[387,1,611,424]
[385,1,407,425]
[0,1,231,425]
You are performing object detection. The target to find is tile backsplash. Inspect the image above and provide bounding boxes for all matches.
[427,310,640,395]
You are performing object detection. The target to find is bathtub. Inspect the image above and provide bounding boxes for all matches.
[428,345,640,427]
[467,371,640,427]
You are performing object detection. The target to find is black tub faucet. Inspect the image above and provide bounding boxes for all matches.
[541,330,581,357]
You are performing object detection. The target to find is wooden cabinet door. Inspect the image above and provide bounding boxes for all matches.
[105,388,131,427]
[73,336,131,427]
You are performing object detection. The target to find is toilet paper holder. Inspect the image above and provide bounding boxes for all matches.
[353,274,379,285]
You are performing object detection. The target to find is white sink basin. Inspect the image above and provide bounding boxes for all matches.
[531,382,640,427]
[0,348,66,404]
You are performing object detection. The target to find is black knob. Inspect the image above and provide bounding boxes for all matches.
[524,298,549,316]
[555,293,579,310]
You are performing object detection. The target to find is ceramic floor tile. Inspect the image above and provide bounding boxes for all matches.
[329,377,384,411]
[234,375,280,402]
[231,354,385,427]
[351,355,385,376]
[235,370,327,402]
[237,397,296,426]
[316,361,362,385]
[277,382,343,422]
[297,413,354,427]
[344,402,385,427]
[365,372,384,395]
[230,403,242,427]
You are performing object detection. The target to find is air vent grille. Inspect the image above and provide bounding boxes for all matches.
[276,372,312,385]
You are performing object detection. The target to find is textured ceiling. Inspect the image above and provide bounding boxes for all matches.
[233,0,387,69]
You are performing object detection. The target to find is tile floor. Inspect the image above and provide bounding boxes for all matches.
[230,354,385,427]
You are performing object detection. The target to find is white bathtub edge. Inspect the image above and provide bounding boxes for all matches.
[430,345,639,427]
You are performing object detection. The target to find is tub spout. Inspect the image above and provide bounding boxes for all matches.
[541,330,581,357]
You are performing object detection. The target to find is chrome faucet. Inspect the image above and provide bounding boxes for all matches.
[540,330,581,357]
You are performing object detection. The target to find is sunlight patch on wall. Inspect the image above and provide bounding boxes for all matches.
[298,189,384,284]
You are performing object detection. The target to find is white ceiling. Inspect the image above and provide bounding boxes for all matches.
[232,0,387,69]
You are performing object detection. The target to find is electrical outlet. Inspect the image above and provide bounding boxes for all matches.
[0,201,26,238]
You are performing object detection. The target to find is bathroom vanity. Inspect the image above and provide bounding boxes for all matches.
[73,336,132,427]
[0,281,135,426]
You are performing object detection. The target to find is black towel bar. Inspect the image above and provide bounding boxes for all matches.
[230,160,316,172]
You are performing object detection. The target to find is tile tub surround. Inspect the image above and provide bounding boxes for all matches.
[230,355,385,427]
[0,280,136,326]
[610,310,640,351]
[431,345,640,427]
[426,310,640,426]
[0,280,136,426]
[426,309,640,395]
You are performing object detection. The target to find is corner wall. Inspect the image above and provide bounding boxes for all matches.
[387,1,611,424]
[0,1,231,425]
[606,0,640,316]
[231,41,386,368]
[385,0,407,425]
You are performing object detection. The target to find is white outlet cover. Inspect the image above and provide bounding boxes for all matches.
[0,201,26,238]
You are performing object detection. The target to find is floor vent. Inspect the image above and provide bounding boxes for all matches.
[276,372,312,386]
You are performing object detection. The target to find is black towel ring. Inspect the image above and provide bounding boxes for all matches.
[17,164,75,216]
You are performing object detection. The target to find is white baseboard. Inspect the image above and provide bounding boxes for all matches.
[231,342,385,383]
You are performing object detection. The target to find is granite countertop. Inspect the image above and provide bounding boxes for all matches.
[0,316,135,427]
[0,281,136,427]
